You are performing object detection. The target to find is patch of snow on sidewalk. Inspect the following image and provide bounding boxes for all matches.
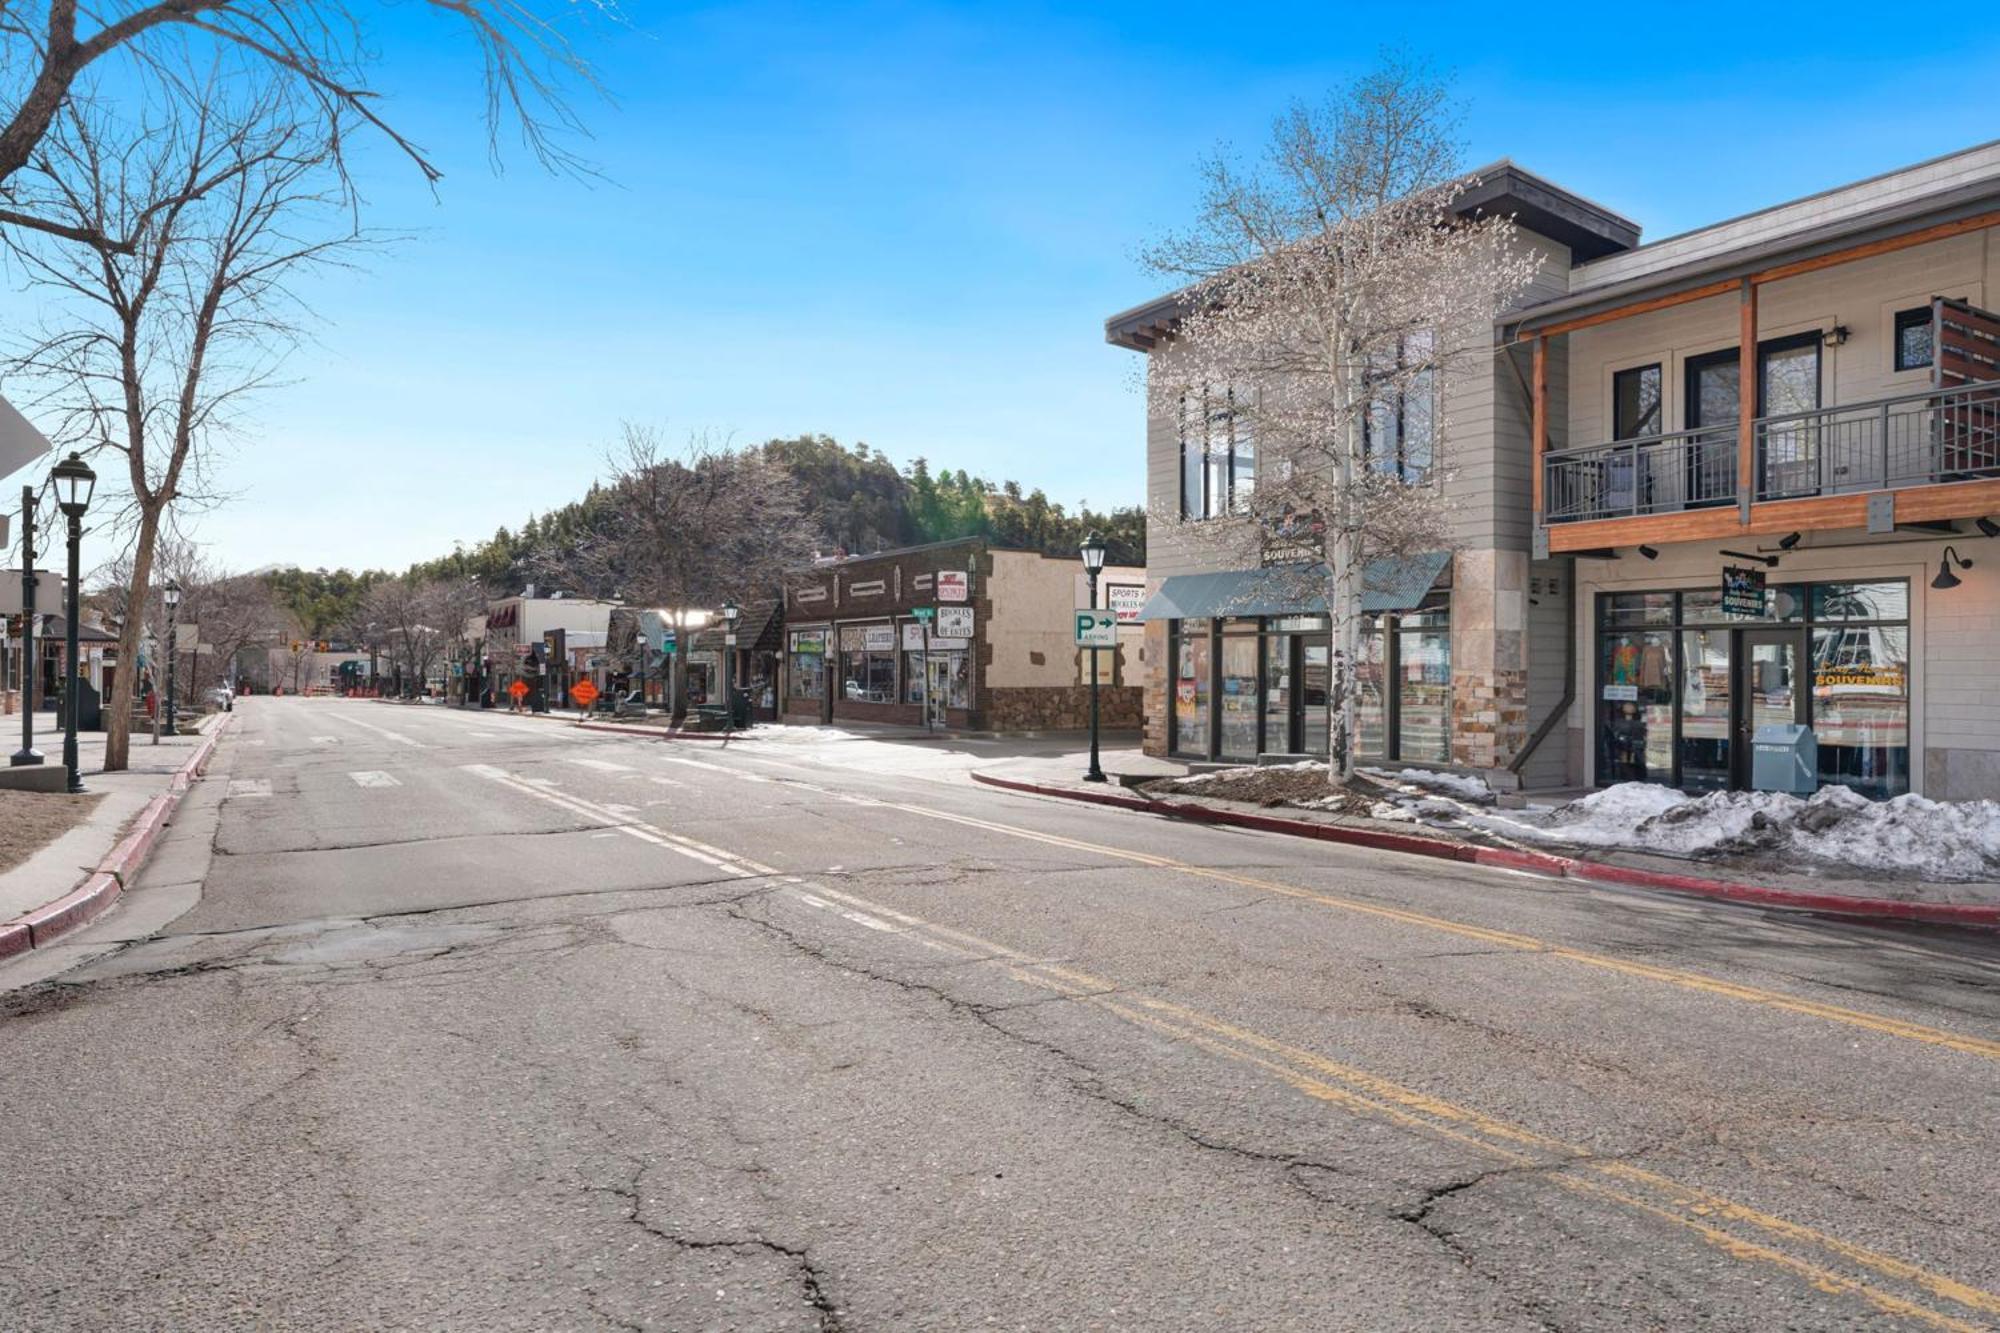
[1470,782,2000,881]
[1361,767,1494,803]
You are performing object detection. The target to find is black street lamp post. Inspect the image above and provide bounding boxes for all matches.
[50,452,94,795]
[721,599,740,734]
[1080,531,1108,784]
[12,485,41,767]
[162,578,181,737]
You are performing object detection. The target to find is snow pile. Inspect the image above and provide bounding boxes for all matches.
[1474,783,2000,881]
[1361,767,1495,804]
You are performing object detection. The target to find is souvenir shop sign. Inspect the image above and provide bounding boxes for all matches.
[1721,565,1766,618]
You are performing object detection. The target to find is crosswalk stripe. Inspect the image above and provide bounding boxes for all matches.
[347,771,401,788]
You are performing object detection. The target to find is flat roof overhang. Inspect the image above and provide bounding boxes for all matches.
[1509,182,2000,340]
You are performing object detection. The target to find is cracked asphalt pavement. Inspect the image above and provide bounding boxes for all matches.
[3,699,2000,1331]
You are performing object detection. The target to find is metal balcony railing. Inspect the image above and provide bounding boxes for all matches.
[1543,425,1739,524]
[1755,380,2000,500]
[1543,380,2000,524]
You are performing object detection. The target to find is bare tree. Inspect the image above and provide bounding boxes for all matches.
[555,425,816,720]
[1144,55,1540,782]
[3,82,361,767]
[359,573,480,696]
[0,0,608,248]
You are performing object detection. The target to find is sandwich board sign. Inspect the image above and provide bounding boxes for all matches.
[1074,609,1117,648]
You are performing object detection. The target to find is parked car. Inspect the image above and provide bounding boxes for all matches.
[204,685,234,712]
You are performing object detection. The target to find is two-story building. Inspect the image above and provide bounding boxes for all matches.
[780,537,1145,733]
[1112,143,2000,802]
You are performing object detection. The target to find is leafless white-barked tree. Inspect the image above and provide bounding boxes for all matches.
[1144,55,1540,781]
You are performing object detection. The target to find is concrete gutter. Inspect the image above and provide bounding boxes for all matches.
[969,770,2000,930]
[0,716,233,960]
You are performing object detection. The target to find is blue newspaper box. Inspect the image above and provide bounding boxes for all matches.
[1751,724,1817,794]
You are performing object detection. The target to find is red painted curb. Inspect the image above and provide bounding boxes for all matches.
[2,715,235,955]
[22,873,123,948]
[968,770,2000,929]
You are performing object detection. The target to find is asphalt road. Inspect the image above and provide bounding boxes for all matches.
[3,698,1999,1331]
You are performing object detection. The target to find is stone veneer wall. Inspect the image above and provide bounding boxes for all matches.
[986,685,1143,733]
[1449,549,1530,772]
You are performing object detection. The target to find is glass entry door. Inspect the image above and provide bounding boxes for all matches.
[925,656,950,728]
[1734,629,1803,788]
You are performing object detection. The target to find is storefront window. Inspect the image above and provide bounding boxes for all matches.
[1679,628,1731,792]
[1356,620,1386,758]
[837,624,897,703]
[1219,624,1259,759]
[1397,607,1451,764]
[1172,620,1211,756]
[1811,623,1909,799]
[788,630,826,701]
[1595,581,1909,797]
[1598,627,1675,784]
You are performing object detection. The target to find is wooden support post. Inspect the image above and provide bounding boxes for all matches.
[1531,334,1548,520]
[1738,280,1757,518]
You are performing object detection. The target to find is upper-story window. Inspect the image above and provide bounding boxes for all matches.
[1180,387,1253,520]
[1613,364,1663,438]
[1364,330,1437,483]
[1893,306,1934,372]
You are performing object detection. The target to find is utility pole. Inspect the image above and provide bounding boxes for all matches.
[11,485,40,766]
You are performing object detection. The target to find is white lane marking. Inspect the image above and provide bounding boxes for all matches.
[461,764,760,879]
[566,758,634,772]
[311,736,340,745]
[796,894,896,932]
[336,714,426,748]
[603,803,638,816]
[347,770,401,788]
[649,776,686,789]
[227,778,272,798]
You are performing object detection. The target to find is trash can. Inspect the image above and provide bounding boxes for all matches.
[730,687,752,729]
[1751,724,1817,794]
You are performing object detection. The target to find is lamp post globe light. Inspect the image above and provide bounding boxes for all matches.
[1080,530,1108,784]
[50,451,95,795]
[161,577,182,737]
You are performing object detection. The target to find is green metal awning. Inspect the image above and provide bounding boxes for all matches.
[1136,552,1451,622]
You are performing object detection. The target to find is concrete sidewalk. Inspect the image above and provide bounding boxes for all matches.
[0,714,223,932]
[972,751,2000,927]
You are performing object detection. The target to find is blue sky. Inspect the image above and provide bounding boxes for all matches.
[57,2,2000,571]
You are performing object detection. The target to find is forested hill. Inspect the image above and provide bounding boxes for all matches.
[267,435,1145,635]
[404,434,1144,593]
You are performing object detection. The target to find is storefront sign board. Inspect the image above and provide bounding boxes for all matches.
[937,571,969,603]
[1105,584,1146,623]
[937,606,974,637]
[863,625,897,653]
[1721,566,1766,617]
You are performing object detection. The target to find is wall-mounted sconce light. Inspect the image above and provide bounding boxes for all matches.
[1933,545,1973,590]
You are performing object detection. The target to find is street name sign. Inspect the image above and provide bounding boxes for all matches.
[1074,609,1117,648]
[911,606,936,623]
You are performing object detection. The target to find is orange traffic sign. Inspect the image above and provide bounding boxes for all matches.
[507,679,529,699]
[570,678,600,708]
